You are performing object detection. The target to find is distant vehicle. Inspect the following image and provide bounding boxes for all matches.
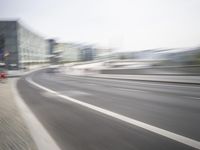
[46,65,60,73]
[0,71,7,79]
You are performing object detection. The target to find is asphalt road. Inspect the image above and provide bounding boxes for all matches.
[17,70,200,150]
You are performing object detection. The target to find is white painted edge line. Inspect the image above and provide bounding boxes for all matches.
[10,78,61,150]
[26,77,200,150]
[187,96,200,100]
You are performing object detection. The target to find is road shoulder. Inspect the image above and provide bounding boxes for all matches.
[10,78,61,150]
[0,79,37,150]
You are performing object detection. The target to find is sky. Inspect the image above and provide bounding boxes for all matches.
[1,0,200,51]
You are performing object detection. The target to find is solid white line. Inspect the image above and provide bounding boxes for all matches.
[11,78,61,150]
[26,77,200,150]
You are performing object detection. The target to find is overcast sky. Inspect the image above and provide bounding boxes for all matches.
[1,0,200,51]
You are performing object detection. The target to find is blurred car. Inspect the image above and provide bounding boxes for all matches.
[0,63,7,79]
[0,71,7,79]
[46,65,60,73]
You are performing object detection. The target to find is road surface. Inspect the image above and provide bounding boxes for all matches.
[17,69,200,150]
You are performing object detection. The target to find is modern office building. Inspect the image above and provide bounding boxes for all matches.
[79,46,96,61]
[53,43,112,62]
[95,48,113,59]
[54,43,100,62]
[47,39,56,55]
[53,43,81,62]
[58,43,99,62]
[0,20,49,70]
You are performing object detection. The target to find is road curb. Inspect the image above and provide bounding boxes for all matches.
[0,80,38,150]
[11,78,61,150]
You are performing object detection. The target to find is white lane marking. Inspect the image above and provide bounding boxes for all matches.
[86,83,99,86]
[41,91,59,98]
[187,96,200,100]
[59,90,92,96]
[26,77,200,150]
[115,87,152,93]
[11,78,61,150]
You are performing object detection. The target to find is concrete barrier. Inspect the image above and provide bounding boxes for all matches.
[100,65,200,76]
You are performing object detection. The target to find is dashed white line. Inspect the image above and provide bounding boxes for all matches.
[115,87,152,93]
[26,77,200,150]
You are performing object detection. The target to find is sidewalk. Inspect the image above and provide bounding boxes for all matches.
[83,73,200,85]
[0,80,37,150]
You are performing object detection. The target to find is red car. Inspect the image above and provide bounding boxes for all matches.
[0,71,7,79]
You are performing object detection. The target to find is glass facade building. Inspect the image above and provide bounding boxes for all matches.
[0,20,49,70]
